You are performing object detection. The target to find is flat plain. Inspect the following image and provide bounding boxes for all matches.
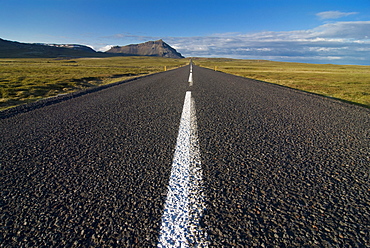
[1,56,369,111]
[0,56,188,110]
[193,58,370,108]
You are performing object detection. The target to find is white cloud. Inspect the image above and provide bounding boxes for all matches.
[167,21,370,65]
[316,11,358,20]
[97,45,113,52]
[312,21,370,39]
[93,21,370,65]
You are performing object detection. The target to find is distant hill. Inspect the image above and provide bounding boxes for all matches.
[0,38,101,58]
[0,38,184,59]
[36,43,96,53]
[106,39,184,59]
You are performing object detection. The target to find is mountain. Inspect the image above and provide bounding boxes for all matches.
[0,38,100,58]
[0,38,184,59]
[106,39,184,59]
[37,43,96,53]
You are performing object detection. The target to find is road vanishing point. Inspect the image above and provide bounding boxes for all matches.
[1,64,369,247]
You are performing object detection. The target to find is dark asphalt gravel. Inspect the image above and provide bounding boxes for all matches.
[1,68,188,247]
[1,64,369,247]
[192,66,370,247]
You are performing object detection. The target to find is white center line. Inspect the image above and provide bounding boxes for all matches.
[157,91,208,247]
[188,72,193,86]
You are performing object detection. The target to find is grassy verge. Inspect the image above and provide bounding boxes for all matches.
[193,58,370,108]
[0,56,188,110]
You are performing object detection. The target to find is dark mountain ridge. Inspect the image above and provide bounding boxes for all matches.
[0,38,101,58]
[106,39,184,59]
[0,38,184,58]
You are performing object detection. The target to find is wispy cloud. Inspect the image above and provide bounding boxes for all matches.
[97,45,113,52]
[312,21,370,39]
[168,21,370,65]
[316,11,358,20]
[96,21,370,65]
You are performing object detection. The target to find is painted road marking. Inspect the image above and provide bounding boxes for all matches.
[188,72,193,86]
[157,91,208,247]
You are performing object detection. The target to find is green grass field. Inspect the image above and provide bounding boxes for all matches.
[1,56,369,110]
[0,57,188,110]
[193,58,370,108]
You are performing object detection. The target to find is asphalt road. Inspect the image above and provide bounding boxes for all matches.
[1,65,369,247]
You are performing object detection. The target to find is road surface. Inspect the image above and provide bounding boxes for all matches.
[1,64,369,247]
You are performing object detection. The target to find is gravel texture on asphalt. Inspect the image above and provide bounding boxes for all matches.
[1,67,188,247]
[1,64,369,247]
[192,66,370,247]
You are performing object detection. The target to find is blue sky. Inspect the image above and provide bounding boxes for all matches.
[1,0,370,65]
